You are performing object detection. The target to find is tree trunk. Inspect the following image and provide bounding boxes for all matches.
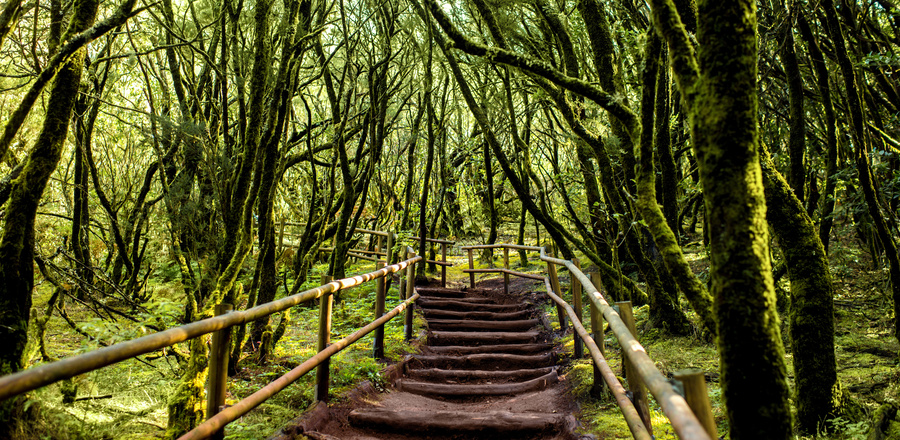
[72,106,93,301]
[651,0,794,437]
[779,7,806,202]
[694,1,793,437]
[821,0,900,345]
[0,0,100,432]
[796,13,838,253]
[759,145,845,433]
[418,30,436,279]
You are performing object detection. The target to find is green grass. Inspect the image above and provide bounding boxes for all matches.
[23,256,423,440]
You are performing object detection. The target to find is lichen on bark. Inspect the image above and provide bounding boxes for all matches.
[0,0,99,432]
[653,0,793,436]
[760,144,846,433]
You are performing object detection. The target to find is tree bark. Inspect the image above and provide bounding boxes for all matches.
[796,12,838,253]
[0,0,100,431]
[821,0,900,346]
[652,0,793,437]
[759,145,845,433]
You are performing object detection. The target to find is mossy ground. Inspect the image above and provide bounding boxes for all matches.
[562,225,898,439]
[21,249,423,440]
[20,229,900,439]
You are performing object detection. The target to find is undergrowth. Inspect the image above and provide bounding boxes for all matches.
[23,256,423,440]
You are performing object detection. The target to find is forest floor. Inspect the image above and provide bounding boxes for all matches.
[20,227,900,439]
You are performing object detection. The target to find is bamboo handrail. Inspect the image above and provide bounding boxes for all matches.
[463,267,544,281]
[0,252,422,402]
[463,243,713,440]
[543,278,652,440]
[460,243,542,251]
[410,235,455,245]
[281,222,390,238]
[179,291,421,440]
[538,248,710,440]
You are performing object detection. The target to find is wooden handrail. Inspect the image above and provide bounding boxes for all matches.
[464,243,714,440]
[410,235,455,245]
[540,249,711,440]
[0,251,422,402]
[280,224,454,287]
[543,278,652,440]
[460,243,542,251]
[179,291,421,440]
[462,268,544,281]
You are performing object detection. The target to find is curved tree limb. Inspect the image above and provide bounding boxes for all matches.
[0,0,147,164]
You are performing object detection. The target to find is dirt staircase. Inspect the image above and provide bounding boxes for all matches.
[285,279,577,439]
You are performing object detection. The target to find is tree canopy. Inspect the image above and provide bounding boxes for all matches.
[1,0,900,438]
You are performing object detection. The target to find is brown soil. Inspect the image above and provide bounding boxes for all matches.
[271,277,584,440]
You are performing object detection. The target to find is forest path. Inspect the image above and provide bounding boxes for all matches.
[281,277,579,440]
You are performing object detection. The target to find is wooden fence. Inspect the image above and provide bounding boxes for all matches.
[278,221,454,286]
[0,246,425,440]
[461,243,718,440]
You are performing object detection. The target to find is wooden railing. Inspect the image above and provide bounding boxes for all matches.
[0,246,427,440]
[461,243,718,440]
[279,222,454,286]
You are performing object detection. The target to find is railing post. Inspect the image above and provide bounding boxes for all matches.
[440,243,448,288]
[674,369,719,438]
[503,247,510,295]
[373,262,387,360]
[315,275,334,402]
[385,231,395,293]
[589,272,607,398]
[386,231,395,266]
[405,250,416,341]
[616,301,652,435]
[547,262,567,329]
[467,248,475,289]
[572,258,583,359]
[206,303,233,440]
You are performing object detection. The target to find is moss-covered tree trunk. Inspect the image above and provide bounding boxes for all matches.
[795,12,838,253]
[0,0,100,432]
[0,0,23,49]
[652,0,793,437]
[821,0,900,347]
[71,101,93,300]
[693,1,793,437]
[400,111,421,231]
[636,31,692,334]
[760,145,845,433]
[165,0,274,434]
[418,25,435,278]
[778,5,806,202]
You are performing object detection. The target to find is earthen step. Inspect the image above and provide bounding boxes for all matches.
[396,370,558,397]
[427,343,552,355]
[348,408,564,435]
[417,298,523,312]
[421,308,533,321]
[407,352,555,370]
[427,318,539,332]
[406,366,556,383]
[428,330,541,346]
